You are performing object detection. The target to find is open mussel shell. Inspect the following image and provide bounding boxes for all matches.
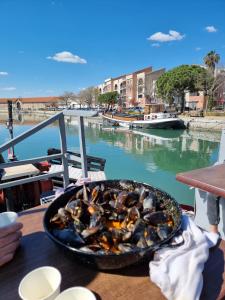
[43,179,182,270]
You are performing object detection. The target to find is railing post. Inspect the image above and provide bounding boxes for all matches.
[78,116,88,178]
[218,128,225,164]
[59,114,69,188]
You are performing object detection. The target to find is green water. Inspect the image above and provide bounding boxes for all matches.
[0,116,221,206]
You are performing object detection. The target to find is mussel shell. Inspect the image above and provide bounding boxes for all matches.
[52,228,85,247]
[143,211,172,226]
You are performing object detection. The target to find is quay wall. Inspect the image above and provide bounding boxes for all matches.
[0,109,103,125]
[1,109,225,131]
[180,116,225,131]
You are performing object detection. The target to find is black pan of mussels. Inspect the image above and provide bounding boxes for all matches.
[43,179,182,270]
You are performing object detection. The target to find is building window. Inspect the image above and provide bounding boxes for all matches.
[190,92,199,96]
[114,84,118,90]
[138,86,143,94]
[138,78,144,85]
[120,81,126,89]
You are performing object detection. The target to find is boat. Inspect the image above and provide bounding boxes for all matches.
[102,104,185,129]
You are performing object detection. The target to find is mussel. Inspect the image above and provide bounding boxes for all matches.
[50,181,178,255]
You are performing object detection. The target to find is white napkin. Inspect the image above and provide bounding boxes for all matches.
[149,215,219,300]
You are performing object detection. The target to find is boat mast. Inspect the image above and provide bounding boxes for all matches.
[6,100,17,161]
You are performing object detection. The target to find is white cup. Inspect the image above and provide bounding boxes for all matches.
[18,266,62,300]
[55,287,96,300]
[0,211,18,228]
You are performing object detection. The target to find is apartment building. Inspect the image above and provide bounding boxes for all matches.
[98,66,165,108]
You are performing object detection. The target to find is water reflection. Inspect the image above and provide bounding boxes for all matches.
[65,122,220,206]
[0,113,220,205]
[82,125,219,174]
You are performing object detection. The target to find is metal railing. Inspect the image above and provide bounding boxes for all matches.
[0,110,98,190]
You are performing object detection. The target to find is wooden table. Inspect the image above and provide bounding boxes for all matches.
[176,164,225,198]
[1,205,225,300]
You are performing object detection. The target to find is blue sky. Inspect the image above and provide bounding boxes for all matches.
[0,0,224,98]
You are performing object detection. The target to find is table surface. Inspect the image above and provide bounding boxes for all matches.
[176,163,225,198]
[1,164,40,181]
[1,205,225,300]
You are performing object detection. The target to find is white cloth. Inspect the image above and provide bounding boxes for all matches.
[149,215,219,300]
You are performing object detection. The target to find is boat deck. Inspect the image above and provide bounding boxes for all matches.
[49,164,106,182]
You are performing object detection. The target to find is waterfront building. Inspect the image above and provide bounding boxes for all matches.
[185,67,225,110]
[0,96,61,111]
[185,91,206,110]
[98,66,165,108]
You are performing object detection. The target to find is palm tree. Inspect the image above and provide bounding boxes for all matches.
[204,51,220,75]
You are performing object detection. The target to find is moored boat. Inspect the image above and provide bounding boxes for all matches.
[103,112,185,129]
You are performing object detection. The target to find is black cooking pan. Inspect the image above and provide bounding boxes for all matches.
[43,180,182,270]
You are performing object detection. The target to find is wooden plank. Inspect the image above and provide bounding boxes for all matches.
[1,164,39,181]
[87,171,106,181]
[47,149,106,171]
[49,164,106,182]
[0,154,62,169]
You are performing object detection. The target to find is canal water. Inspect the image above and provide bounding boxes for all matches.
[0,114,221,206]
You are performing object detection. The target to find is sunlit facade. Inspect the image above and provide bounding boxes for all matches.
[98,67,165,108]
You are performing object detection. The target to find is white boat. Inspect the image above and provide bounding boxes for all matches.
[103,112,185,129]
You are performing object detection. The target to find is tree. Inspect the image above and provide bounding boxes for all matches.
[156,65,211,112]
[78,86,98,108]
[98,91,118,110]
[204,51,220,75]
[207,70,225,110]
[59,92,76,107]
[201,52,224,111]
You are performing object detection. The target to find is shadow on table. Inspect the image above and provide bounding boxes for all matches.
[0,231,98,300]
[19,207,47,216]
[201,239,225,300]
[103,256,151,277]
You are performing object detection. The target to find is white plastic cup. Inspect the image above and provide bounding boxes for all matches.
[55,287,96,300]
[0,211,18,228]
[18,266,62,300]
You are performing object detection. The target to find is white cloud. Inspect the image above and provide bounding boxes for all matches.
[195,47,202,51]
[47,51,87,64]
[0,87,16,91]
[147,30,185,42]
[205,26,217,33]
[151,43,160,47]
[0,71,8,76]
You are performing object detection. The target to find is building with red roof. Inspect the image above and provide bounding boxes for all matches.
[0,96,61,111]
